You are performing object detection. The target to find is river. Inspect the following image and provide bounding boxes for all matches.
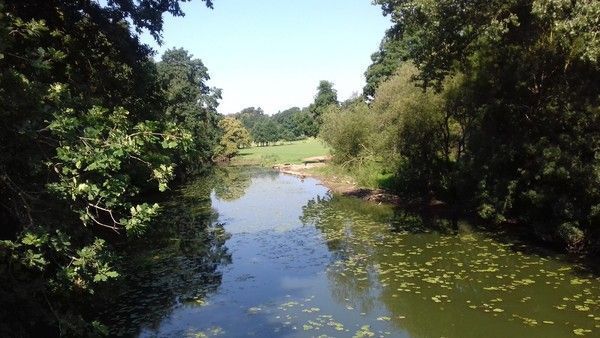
[105,167,600,337]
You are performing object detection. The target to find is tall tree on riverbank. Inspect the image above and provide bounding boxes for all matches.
[157,48,222,174]
[0,0,215,335]
[325,0,600,251]
[363,27,406,99]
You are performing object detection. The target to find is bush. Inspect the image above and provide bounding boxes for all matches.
[320,102,375,164]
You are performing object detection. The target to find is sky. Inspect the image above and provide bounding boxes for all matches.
[141,0,391,115]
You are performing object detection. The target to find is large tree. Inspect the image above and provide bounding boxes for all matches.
[0,0,214,335]
[252,119,281,146]
[157,48,222,174]
[367,0,600,249]
[363,26,406,99]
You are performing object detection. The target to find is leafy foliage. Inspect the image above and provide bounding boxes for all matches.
[252,119,282,146]
[308,80,339,128]
[47,104,191,234]
[0,0,216,335]
[363,27,407,99]
[157,48,221,175]
[327,0,600,251]
[217,117,252,159]
[320,102,374,164]
[232,106,268,131]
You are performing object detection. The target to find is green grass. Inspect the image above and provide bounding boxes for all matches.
[308,159,396,190]
[232,138,329,166]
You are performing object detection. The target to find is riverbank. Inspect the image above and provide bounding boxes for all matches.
[273,160,402,205]
[105,166,600,337]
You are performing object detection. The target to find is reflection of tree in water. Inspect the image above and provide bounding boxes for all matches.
[212,167,253,201]
[213,167,279,201]
[99,175,232,336]
[301,195,395,314]
[301,195,478,337]
[302,195,589,338]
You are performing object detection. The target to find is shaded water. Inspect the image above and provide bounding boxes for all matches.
[107,168,600,337]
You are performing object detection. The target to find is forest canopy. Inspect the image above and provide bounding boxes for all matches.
[1,0,599,335]
[0,0,218,335]
[323,0,600,251]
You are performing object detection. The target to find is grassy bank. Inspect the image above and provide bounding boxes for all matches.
[307,160,395,190]
[232,138,329,166]
[232,139,394,193]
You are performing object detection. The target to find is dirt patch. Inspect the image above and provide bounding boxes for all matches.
[302,155,332,163]
[273,162,327,177]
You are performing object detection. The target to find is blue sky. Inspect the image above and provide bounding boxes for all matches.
[141,0,391,115]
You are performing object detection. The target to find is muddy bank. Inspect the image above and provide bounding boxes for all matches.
[273,162,402,205]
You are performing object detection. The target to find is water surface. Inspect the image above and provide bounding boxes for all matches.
[108,168,600,337]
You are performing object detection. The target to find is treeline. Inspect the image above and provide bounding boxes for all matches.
[321,0,600,252]
[228,80,339,146]
[0,0,222,335]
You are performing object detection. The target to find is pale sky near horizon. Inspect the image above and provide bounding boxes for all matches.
[141,0,391,115]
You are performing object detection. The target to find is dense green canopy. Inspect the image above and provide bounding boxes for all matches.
[323,0,600,251]
[0,0,216,335]
[1,0,599,335]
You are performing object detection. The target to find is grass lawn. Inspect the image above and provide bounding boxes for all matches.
[232,138,329,166]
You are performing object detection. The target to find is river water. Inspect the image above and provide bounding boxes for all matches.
[107,168,600,337]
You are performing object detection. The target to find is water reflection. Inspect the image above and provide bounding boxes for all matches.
[104,168,600,337]
[100,173,232,337]
[213,167,253,201]
[302,194,600,338]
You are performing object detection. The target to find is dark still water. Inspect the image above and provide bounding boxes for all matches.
[106,168,600,337]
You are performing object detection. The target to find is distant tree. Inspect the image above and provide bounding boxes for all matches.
[294,109,319,138]
[252,119,281,146]
[267,120,282,144]
[232,107,267,130]
[217,117,252,159]
[280,129,295,143]
[251,121,269,146]
[272,107,302,138]
[309,81,338,127]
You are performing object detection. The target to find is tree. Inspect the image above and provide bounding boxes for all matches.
[157,48,222,174]
[362,0,600,250]
[294,109,319,138]
[320,102,375,164]
[217,117,252,159]
[0,0,215,335]
[363,26,407,99]
[232,107,267,131]
[252,119,281,146]
[272,107,302,139]
[308,80,338,127]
